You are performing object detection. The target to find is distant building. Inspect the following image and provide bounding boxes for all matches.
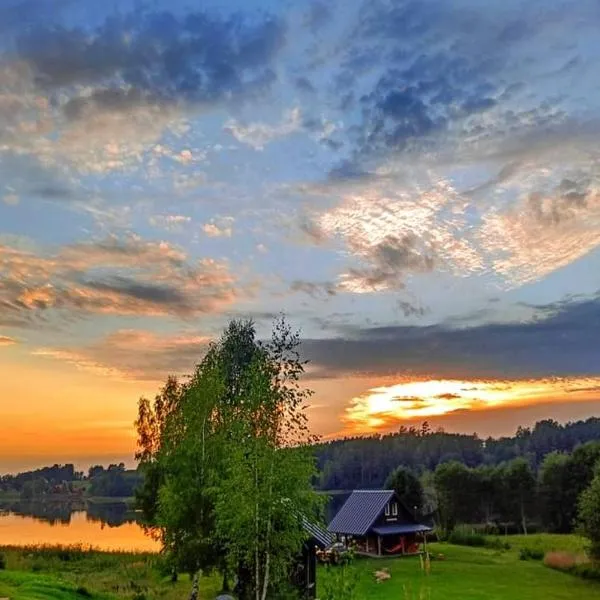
[328,490,432,557]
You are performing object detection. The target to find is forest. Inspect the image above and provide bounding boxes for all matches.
[315,417,600,488]
[0,462,142,499]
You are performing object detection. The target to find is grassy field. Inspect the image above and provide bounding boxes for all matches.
[320,538,599,600]
[0,536,597,599]
[0,546,220,600]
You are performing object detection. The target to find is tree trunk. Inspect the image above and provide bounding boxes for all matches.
[188,571,200,600]
[260,457,274,600]
[521,500,528,535]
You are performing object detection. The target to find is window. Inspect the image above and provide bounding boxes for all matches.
[385,503,390,516]
[391,502,398,516]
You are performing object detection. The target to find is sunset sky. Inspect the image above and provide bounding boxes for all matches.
[1,0,600,473]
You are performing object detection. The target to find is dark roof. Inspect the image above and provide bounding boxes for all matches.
[302,517,334,548]
[328,490,394,535]
[372,523,432,536]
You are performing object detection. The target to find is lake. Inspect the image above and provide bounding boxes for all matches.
[0,493,348,552]
[0,500,159,552]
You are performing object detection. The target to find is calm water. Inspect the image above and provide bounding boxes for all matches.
[0,494,348,552]
[0,501,159,552]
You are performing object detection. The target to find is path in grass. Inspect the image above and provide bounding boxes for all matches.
[320,542,600,600]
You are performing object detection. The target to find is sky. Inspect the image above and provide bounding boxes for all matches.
[1,0,600,472]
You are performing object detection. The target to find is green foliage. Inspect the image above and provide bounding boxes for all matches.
[88,464,142,498]
[135,317,322,598]
[320,564,359,600]
[315,417,600,492]
[76,585,93,597]
[538,451,571,533]
[518,547,544,561]
[578,462,600,559]
[433,461,477,533]
[0,552,5,570]
[385,466,424,516]
[0,545,220,600]
[447,525,486,547]
[504,457,536,534]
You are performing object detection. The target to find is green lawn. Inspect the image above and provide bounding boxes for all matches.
[320,540,600,600]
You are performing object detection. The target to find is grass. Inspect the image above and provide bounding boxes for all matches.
[1,535,597,599]
[319,540,600,600]
[0,546,221,600]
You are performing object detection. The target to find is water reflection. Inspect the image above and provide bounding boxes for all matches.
[0,500,159,552]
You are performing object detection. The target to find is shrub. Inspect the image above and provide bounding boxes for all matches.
[448,525,486,547]
[0,552,5,570]
[486,537,511,551]
[544,551,578,571]
[76,586,93,597]
[542,551,600,580]
[519,547,544,561]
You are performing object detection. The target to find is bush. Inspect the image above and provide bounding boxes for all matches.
[76,586,93,597]
[486,537,511,551]
[543,551,600,580]
[448,526,486,547]
[519,547,544,561]
[0,552,5,570]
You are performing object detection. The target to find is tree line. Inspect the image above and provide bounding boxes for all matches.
[315,418,600,491]
[384,440,600,544]
[0,462,141,499]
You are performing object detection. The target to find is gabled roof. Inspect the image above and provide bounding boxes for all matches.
[328,490,395,535]
[302,517,334,549]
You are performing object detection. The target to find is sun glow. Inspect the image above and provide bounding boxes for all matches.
[343,378,600,433]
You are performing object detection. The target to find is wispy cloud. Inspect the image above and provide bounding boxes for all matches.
[0,335,17,346]
[33,329,211,382]
[0,235,241,323]
[224,107,302,150]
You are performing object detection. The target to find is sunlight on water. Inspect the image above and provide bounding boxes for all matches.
[0,510,160,552]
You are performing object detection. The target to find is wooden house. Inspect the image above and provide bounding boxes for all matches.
[327,490,432,557]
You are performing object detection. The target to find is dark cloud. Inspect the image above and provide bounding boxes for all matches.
[295,77,316,93]
[436,393,461,400]
[343,234,436,291]
[83,276,188,307]
[13,6,286,114]
[0,235,240,324]
[290,280,337,299]
[302,295,600,379]
[304,1,332,31]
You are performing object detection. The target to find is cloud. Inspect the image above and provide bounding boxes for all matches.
[0,235,240,324]
[203,219,233,238]
[302,294,600,380]
[224,107,302,149]
[0,5,286,174]
[149,214,192,231]
[34,329,211,382]
[290,280,337,299]
[307,177,483,292]
[480,178,600,286]
[0,335,17,346]
[2,193,19,206]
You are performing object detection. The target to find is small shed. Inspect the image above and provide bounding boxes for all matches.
[293,518,334,598]
[328,490,431,557]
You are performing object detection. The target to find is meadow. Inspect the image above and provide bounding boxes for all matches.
[0,536,597,600]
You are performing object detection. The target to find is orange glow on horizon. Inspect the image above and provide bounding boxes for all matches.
[341,377,600,435]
